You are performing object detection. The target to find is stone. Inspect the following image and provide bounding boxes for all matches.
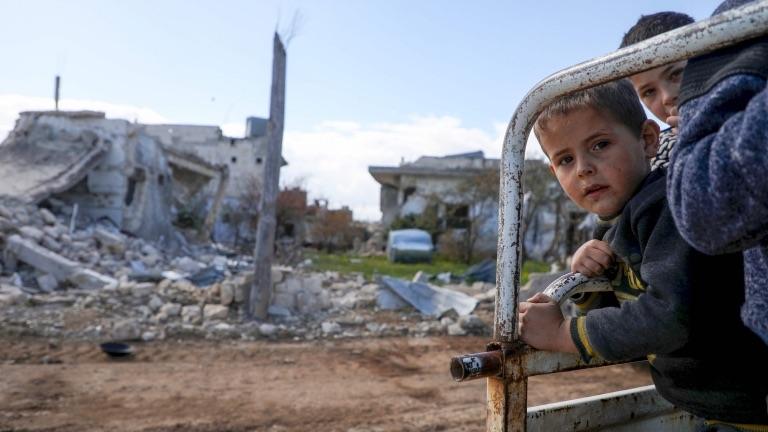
[302,275,324,294]
[0,205,12,219]
[447,322,467,336]
[39,208,57,225]
[159,302,182,317]
[175,257,204,274]
[68,269,117,290]
[267,305,292,317]
[271,267,284,284]
[36,274,59,292]
[141,331,157,342]
[131,282,155,298]
[94,228,126,255]
[272,292,296,310]
[259,323,278,337]
[440,317,455,327]
[148,296,164,312]
[203,304,229,320]
[459,314,488,334]
[0,285,27,305]
[112,319,142,341]
[321,321,342,336]
[42,226,62,240]
[19,226,45,243]
[219,282,235,306]
[181,305,202,324]
[42,236,63,253]
[276,277,302,295]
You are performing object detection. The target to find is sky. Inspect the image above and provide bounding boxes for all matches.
[0,0,723,221]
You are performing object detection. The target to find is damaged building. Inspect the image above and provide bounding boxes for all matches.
[369,151,586,262]
[0,110,287,248]
[369,151,500,257]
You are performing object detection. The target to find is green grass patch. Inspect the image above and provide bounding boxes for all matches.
[306,251,549,285]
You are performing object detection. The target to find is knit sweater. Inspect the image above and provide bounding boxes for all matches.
[667,0,768,345]
[571,169,768,423]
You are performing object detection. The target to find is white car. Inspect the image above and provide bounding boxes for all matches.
[386,229,434,263]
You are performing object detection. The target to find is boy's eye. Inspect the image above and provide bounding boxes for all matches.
[592,140,609,151]
[558,156,573,166]
[642,88,656,99]
[669,68,684,82]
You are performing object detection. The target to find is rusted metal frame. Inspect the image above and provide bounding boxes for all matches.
[486,2,768,431]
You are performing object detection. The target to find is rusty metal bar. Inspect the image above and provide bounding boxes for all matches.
[451,350,503,382]
[483,2,768,431]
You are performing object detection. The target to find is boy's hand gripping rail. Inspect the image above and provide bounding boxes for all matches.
[450,272,610,382]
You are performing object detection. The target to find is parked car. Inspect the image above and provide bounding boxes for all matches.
[386,229,434,263]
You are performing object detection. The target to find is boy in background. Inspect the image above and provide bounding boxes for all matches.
[620,11,694,170]
[519,79,768,427]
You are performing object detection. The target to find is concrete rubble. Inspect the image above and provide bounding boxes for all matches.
[0,201,494,343]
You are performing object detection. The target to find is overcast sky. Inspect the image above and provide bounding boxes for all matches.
[0,0,723,220]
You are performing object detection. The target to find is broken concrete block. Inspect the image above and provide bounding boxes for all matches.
[0,205,12,219]
[219,282,235,306]
[258,323,278,337]
[181,305,202,324]
[0,284,27,305]
[36,274,59,292]
[302,275,324,294]
[112,319,142,341]
[42,236,63,253]
[131,282,155,298]
[148,295,164,312]
[447,322,467,336]
[276,277,302,295]
[39,208,57,225]
[19,226,45,243]
[94,228,126,255]
[68,269,117,290]
[321,321,341,336]
[175,257,203,274]
[272,292,296,310]
[6,235,78,281]
[159,302,181,317]
[203,304,229,320]
[271,267,284,284]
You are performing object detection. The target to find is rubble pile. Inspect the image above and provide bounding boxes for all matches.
[0,203,493,343]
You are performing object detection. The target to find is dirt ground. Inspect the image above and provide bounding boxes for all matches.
[0,336,651,432]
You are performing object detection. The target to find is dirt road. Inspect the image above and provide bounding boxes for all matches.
[0,336,651,431]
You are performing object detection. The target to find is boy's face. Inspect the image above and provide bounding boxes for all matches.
[539,107,659,218]
[628,61,686,125]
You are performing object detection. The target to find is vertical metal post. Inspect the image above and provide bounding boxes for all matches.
[488,2,768,430]
[54,75,60,111]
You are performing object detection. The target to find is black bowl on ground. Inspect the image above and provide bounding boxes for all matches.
[100,342,134,358]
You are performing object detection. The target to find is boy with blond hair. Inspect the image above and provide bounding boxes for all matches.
[519,79,768,427]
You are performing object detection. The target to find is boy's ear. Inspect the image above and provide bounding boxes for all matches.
[640,119,661,159]
[548,162,556,177]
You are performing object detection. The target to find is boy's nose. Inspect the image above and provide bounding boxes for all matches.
[661,87,678,109]
[577,161,595,177]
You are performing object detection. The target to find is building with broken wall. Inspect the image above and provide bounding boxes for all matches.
[0,110,189,245]
[369,151,586,262]
[369,151,500,257]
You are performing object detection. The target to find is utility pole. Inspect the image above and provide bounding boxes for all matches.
[248,33,286,319]
[54,75,61,111]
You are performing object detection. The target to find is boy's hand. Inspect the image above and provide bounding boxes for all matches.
[666,115,680,133]
[571,240,614,277]
[518,293,577,353]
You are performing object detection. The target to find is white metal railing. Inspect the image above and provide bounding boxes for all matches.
[452,1,768,431]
